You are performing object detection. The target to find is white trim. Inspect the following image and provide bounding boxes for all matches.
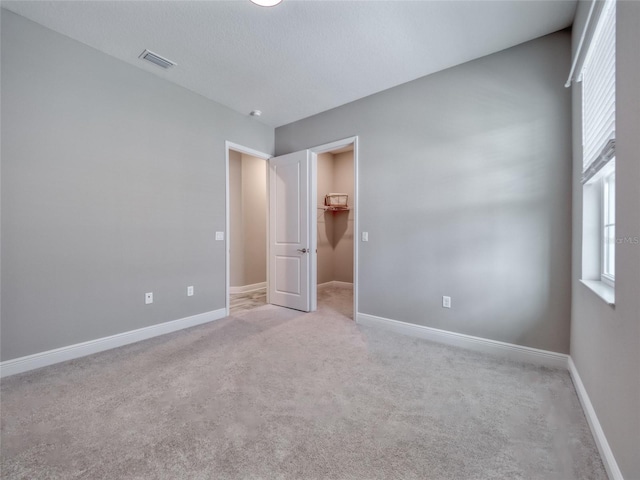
[353,138,359,319]
[317,280,353,289]
[225,143,230,316]
[229,282,267,294]
[356,313,568,369]
[0,308,227,378]
[568,357,624,480]
[310,152,318,311]
[225,141,271,316]
[225,141,272,162]
[565,0,598,87]
[580,279,615,306]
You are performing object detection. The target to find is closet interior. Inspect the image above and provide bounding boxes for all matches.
[316,146,355,317]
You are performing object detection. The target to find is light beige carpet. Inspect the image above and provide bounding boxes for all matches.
[1,285,605,479]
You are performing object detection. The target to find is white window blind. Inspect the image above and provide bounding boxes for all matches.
[581,0,616,180]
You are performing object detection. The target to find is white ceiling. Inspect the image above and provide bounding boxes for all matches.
[2,0,576,127]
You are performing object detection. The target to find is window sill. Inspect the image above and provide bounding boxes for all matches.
[580,279,615,307]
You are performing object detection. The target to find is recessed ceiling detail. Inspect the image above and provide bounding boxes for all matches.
[139,49,176,69]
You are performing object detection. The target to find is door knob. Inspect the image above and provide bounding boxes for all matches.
[297,248,308,253]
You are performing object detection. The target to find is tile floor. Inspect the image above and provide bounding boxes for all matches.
[230,288,267,313]
[230,283,354,317]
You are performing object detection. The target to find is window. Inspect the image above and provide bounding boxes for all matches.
[580,0,616,302]
[601,165,615,285]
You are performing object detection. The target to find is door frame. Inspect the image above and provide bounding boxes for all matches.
[224,141,272,316]
[309,136,359,317]
[225,137,359,318]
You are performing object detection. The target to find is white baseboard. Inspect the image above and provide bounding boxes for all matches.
[229,282,267,294]
[0,308,227,378]
[356,313,568,369]
[318,281,353,289]
[568,357,623,480]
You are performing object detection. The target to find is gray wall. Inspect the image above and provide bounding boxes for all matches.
[277,31,572,354]
[0,11,274,361]
[569,1,640,478]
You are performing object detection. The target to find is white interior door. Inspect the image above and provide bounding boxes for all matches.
[268,150,310,311]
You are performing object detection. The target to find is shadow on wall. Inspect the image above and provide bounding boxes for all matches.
[372,117,567,351]
[319,209,351,249]
[331,212,349,248]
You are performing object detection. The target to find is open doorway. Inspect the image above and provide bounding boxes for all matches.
[225,142,270,315]
[226,137,358,319]
[311,139,357,320]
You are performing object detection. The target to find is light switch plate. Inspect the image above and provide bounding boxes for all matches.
[361,232,369,242]
[215,231,224,241]
[145,292,153,305]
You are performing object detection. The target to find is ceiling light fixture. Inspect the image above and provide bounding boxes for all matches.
[250,110,262,117]
[250,0,283,7]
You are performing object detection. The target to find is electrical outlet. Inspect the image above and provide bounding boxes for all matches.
[442,296,451,309]
[361,231,369,242]
[215,231,224,241]
[187,286,194,297]
[145,292,153,305]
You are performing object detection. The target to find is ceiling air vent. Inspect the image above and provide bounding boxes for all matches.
[139,49,176,69]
